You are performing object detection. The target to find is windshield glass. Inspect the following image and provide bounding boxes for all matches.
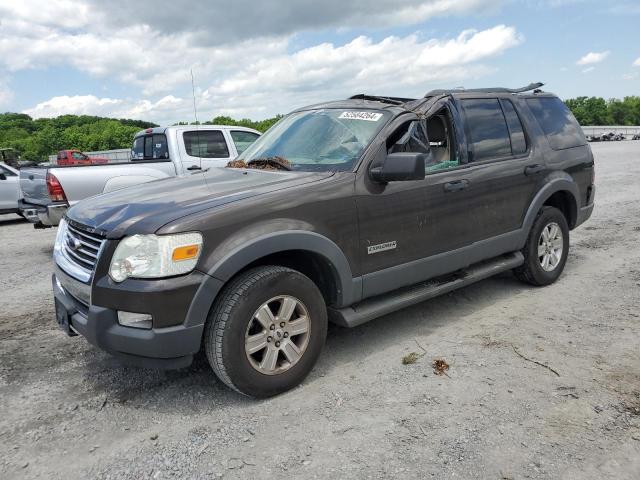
[237,109,390,171]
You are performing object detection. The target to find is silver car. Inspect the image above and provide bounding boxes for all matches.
[0,162,21,216]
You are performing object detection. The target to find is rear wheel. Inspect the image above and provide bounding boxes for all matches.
[204,266,327,398]
[514,206,570,286]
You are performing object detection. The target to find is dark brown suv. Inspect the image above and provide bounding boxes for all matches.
[52,83,595,397]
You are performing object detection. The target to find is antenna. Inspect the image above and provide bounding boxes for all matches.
[190,68,203,171]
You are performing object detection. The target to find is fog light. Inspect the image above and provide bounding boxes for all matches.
[117,311,152,329]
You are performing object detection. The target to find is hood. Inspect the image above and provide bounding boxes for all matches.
[66,168,332,238]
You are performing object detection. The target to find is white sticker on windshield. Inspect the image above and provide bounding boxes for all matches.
[339,111,383,122]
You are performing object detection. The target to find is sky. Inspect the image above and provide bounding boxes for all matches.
[0,0,638,125]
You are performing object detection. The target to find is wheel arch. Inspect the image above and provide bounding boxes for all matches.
[522,177,580,243]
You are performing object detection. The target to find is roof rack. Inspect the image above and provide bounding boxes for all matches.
[348,94,416,105]
[424,82,544,97]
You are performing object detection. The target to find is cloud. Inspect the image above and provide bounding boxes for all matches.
[23,94,189,121]
[212,26,522,96]
[0,0,91,29]
[634,57,640,67]
[581,66,595,74]
[622,72,638,80]
[576,51,610,66]
[80,0,503,45]
[20,25,522,123]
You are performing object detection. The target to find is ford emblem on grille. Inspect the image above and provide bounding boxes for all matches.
[67,236,82,251]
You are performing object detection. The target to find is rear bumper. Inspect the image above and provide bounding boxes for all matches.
[575,186,595,228]
[52,270,204,369]
[19,200,67,227]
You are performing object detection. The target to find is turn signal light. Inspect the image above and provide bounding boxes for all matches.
[172,244,200,262]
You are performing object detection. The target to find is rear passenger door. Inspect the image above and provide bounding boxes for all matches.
[458,96,541,240]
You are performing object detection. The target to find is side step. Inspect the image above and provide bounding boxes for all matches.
[329,252,524,328]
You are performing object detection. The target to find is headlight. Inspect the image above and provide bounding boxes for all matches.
[109,232,203,282]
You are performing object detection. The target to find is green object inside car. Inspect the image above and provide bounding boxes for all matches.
[427,160,459,172]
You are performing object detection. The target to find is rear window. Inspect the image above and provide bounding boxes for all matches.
[131,134,169,160]
[461,98,512,162]
[183,130,229,158]
[230,130,260,155]
[526,97,586,150]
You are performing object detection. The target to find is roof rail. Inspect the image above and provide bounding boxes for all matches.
[348,94,416,105]
[424,82,544,97]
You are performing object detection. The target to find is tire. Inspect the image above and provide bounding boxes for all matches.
[514,206,570,286]
[204,266,327,398]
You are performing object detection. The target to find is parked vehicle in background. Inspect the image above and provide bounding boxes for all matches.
[19,125,261,228]
[56,150,109,166]
[0,148,20,169]
[0,162,22,216]
[633,133,640,140]
[51,83,595,398]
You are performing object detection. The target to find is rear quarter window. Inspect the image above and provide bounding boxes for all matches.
[526,97,587,150]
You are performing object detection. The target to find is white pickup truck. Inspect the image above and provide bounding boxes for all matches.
[19,125,260,227]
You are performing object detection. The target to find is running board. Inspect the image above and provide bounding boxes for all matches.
[329,252,524,328]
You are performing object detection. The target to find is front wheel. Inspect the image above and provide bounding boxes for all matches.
[204,266,327,398]
[514,206,570,286]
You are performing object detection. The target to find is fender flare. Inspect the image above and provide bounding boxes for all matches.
[521,176,579,245]
[184,231,358,327]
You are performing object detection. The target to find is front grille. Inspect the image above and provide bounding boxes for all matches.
[63,222,105,273]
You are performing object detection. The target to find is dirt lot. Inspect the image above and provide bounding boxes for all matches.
[1,142,639,479]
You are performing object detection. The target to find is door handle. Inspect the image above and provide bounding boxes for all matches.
[443,179,469,192]
[187,165,202,171]
[524,164,545,176]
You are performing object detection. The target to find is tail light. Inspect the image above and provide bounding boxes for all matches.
[46,173,67,202]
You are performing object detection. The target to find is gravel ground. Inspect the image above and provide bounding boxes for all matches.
[1,141,639,480]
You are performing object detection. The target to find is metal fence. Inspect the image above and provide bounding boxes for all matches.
[48,148,130,164]
[582,126,640,136]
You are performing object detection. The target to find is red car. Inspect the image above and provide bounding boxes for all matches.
[56,150,109,166]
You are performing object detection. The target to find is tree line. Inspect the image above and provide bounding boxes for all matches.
[564,96,640,126]
[2,97,638,162]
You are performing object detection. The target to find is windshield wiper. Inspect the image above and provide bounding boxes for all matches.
[245,156,292,171]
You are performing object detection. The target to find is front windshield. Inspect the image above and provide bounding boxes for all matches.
[237,109,390,171]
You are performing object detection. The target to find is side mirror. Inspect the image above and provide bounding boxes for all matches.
[0,173,6,180]
[370,152,426,183]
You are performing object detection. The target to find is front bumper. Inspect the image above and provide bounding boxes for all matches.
[20,200,67,227]
[52,268,206,369]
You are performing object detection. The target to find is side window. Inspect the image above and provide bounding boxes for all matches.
[387,121,430,154]
[462,98,512,162]
[71,152,87,160]
[425,110,459,172]
[230,131,260,155]
[183,130,230,158]
[500,99,527,155]
[526,97,587,150]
